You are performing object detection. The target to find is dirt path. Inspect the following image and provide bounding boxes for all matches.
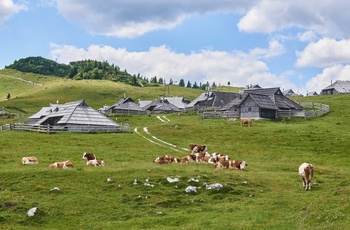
[134,116,188,153]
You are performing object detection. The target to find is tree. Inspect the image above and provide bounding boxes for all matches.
[212,82,216,87]
[186,81,192,88]
[179,79,185,87]
[192,82,199,89]
[7,93,10,100]
[228,81,230,86]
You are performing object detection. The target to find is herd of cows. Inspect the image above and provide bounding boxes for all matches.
[21,142,314,191]
[154,143,314,191]
[154,143,248,170]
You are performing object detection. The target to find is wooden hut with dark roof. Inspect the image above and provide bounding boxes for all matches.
[219,87,304,119]
[104,97,145,115]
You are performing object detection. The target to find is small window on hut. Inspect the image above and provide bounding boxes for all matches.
[248,107,252,112]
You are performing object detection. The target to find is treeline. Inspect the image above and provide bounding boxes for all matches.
[5,56,220,89]
[6,56,70,77]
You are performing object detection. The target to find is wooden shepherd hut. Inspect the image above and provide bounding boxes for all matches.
[29,100,129,132]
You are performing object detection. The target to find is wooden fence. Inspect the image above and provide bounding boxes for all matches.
[1,123,130,133]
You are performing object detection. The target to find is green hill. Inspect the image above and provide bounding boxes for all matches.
[0,68,242,116]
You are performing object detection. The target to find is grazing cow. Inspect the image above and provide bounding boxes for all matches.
[87,159,105,166]
[82,152,96,162]
[22,156,39,165]
[240,118,253,127]
[189,143,207,154]
[299,163,314,190]
[154,155,180,164]
[49,160,74,169]
[214,160,247,170]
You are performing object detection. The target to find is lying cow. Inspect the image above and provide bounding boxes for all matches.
[299,163,314,190]
[86,159,105,166]
[154,155,181,164]
[214,160,248,170]
[180,154,197,164]
[240,118,253,127]
[49,160,74,169]
[82,152,96,162]
[22,156,39,165]
[189,143,207,154]
[217,154,230,162]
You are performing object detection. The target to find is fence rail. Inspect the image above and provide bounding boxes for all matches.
[1,123,130,133]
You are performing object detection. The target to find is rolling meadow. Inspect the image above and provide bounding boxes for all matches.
[1,69,350,229]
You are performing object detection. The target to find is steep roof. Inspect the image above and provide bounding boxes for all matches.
[34,100,118,126]
[246,94,279,110]
[187,91,240,108]
[163,97,189,109]
[321,80,350,94]
[107,97,144,112]
[143,99,181,112]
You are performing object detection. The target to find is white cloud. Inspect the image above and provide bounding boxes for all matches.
[296,38,350,68]
[0,0,26,28]
[249,40,285,59]
[237,0,350,39]
[305,65,350,93]
[55,0,257,38]
[298,31,318,43]
[50,43,297,90]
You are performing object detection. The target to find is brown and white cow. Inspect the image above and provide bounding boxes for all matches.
[240,118,253,127]
[86,159,105,166]
[299,163,314,190]
[82,152,96,162]
[217,154,230,162]
[22,156,39,165]
[214,160,248,170]
[204,152,218,164]
[154,155,180,164]
[180,154,197,164]
[49,160,74,169]
[189,143,207,154]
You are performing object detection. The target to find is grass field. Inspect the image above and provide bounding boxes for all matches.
[0,70,350,229]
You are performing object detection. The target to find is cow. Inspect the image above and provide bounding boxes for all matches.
[22,156,39,165]
[180,154,197,164]
[214,160,247,170]
[203,152,218,164]
[217,154,230,162]
[86,159,105,166]
[240,118,253,127]
[82,152,96,162]
[189,143,207,154]
[299,163,314,190]
[49,160,74,169]
[154,155,180,164]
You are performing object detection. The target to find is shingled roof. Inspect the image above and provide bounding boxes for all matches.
[31,100,118,127]
[320,80,350,95]
[106,97,144,112]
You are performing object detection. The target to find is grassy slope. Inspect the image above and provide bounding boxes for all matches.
[0,70,349,229]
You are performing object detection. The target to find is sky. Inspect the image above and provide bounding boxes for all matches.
[1,0,350,95]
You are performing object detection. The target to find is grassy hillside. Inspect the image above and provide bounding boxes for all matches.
[1,69,239,116]
[0,70,349,229]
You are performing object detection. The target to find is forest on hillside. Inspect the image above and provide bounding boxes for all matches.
[5,56,217,89]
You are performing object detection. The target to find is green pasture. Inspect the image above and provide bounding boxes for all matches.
[0,70,350,229]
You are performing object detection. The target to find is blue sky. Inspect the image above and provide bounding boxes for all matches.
[1,0,350,95]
